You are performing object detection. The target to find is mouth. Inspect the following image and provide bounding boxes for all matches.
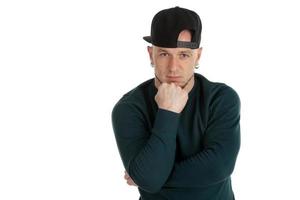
[166,76,182,82]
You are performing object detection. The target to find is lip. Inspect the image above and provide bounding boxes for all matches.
[166,76,181,79]
[166,76,182,81]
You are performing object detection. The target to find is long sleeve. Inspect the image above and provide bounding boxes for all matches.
[165,86,241,187]
[112,102,180,193]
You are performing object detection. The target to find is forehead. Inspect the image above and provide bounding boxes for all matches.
[153,46,193,54]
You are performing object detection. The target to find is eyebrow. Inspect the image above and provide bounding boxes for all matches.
[179,50,193,54]
[157,49,193,54]
[158,49,169,52]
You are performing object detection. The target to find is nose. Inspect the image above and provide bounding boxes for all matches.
[168,56,179,72]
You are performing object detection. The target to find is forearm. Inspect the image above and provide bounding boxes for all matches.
[113,105,180,193]
[165,131,240,187]
[127,131,176,192]
[165,87,241,188]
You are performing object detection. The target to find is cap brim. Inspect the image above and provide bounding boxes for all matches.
[143,36,152,43]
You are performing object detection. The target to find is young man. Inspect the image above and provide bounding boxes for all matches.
[112,6,240,200]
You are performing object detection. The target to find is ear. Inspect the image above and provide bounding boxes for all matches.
[147,46,154,64]
[195,47,203,65]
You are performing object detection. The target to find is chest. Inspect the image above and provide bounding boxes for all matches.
[175,100,206,160]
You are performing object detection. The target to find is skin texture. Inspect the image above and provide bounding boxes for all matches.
[148,30,202,93]
[124,30,203,186]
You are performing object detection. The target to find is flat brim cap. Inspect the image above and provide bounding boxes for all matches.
[143,36,152,43]
[143,6,202,49]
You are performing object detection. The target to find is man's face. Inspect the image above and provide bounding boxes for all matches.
[149,46,201,87]
[147,30,202,88]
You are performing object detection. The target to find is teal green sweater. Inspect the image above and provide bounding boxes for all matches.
[112,73,240,200]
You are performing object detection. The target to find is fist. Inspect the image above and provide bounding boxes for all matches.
[124,171,137,186]
[155,82,188,113]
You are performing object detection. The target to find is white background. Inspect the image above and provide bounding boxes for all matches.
[1,0,300,199]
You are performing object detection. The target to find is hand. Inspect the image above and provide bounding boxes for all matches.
[155,82,188,113]
[124,171,137,186]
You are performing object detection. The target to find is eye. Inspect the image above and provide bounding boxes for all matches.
[179,53,190,59]
[159,53,169,57]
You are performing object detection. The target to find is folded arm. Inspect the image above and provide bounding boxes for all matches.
[165,87,241,187]
[112,103,180,193]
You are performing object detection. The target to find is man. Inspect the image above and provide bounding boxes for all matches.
[112,6,240,200]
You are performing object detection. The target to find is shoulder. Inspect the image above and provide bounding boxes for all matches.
[117,78,153,104]
[112,78,154,116]
[195,73,240,110]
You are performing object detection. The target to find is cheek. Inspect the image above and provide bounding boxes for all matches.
[182,63,196,75]
[153,58,168,71]
[186,57,196,65]
[182,59,195,67]
[154,57,169,67]
[154,66,166,75]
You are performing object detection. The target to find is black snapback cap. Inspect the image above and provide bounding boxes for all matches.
[143,6,202,49]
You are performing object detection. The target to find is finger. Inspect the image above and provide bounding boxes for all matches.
[127,179,133,185]
[127,178,137,186]
[124,172,130,180]
[124,174,129,180]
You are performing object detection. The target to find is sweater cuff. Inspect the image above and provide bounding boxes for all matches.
[152,108,180,140]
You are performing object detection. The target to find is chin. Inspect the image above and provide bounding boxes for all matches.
[169,81,182,86]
